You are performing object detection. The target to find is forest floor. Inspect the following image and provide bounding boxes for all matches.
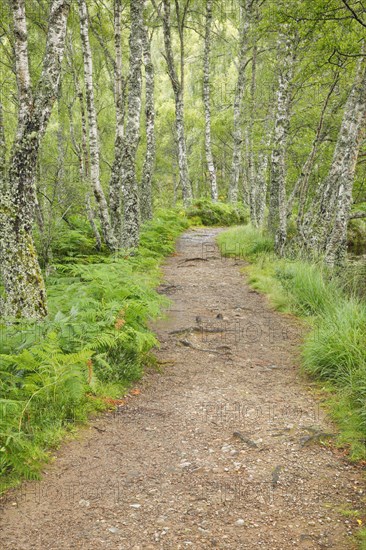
[0,227,365,549]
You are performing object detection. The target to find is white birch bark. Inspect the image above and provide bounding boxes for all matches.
[288,73,339,224]
[109,0,126,243]
[228,0,251,203]
[161,0,192,206]
[301,53,366,262]
[324,58,366,265]
[140,24,156,221]
[203,0,218,202]
[78,0,116,251]
[68,66,102,253]
[0,100,5,195]
[268,32,295,256]
[0,0,70,319]
[248,41,257,224]
[121,0,144,248]
[12,0,32,137]
[256,111,273,227]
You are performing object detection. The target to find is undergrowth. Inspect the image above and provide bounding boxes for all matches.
[0,210,189,491]
[217,225,366,462]
[185,198,248,226]
[0,203,244,492]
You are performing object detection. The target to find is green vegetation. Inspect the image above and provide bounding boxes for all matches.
[218,225,366,461]
[0,203,246,491]
[358,528,366,549]
[0,210,189,491]
[185,199,248,227]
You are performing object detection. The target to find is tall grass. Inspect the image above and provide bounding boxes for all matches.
[218,225,366,461]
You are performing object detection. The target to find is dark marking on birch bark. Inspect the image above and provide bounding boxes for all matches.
[121,0,144,249]
[140,22,156,222]
[203,0,218,202]
[1,0,71,319]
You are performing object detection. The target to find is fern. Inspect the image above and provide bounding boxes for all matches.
[0,210,188,489]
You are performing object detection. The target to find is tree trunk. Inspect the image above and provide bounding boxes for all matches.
[68,66,103,254]
[228,0,251,203]
[161,0,192,206]
[268,32,295,256]
[256,110,273,227]
[78,0,116,250]
[109,0,126,244]
[301,53,366,263]
[248,41,257,224]
[12,0,32,138]
[324,58,366,265]
[0,100,5,195]
[140,24,156,221]
[86,193,102,252]
[203,0,218,202]
[121,0,144,248]
[288,72,339,224]
[0,0,70,319]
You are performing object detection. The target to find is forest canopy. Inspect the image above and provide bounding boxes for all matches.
[0,0,366,318]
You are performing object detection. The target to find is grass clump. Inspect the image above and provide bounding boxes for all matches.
[0,210,189,490]
[218,224,366,462]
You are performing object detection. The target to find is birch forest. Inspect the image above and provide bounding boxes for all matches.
[1,0,366,320]
[1,1,366,543]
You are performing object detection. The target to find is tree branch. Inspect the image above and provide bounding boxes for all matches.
[341,0,366,28]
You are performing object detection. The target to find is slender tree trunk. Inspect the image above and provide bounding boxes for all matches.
[203,0,218,202]
[109,0,126,243]
[228,0,251,203]
[288,72,339,224]
[0,0,70,319]
[140,24,156,221]
[86,193,102,251]
[68,71,103,254]
[324,59,366,265]
[78,0,116,250]
[248,41,257,224]
[121,0,144,248]
[162,0,192,206]
[0,100,5,195]
[268,32,295,256]
[301,53,366,262]
[12,0,32,137]
[256,111,273,227]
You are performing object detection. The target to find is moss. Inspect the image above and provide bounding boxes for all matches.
[186,199,248,226]
[348,219,366,255]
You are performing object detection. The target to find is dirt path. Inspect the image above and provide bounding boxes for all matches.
[0,228,364,549]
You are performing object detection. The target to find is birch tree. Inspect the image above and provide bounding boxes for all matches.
[268,31,295,256]
[109,0,126,243]
[161,0,193,206]
[0,100,5,195]
[121,0,144,248]
[256,109,274,227]
[300,52,366,263]
[287,72,339,225]
[318,57,366,265]
[248,40,257,224]
[67,56,102,252]
[228,0,252,203]
[78,0,116,250]
[140,22,156,221]
[203,0,218,202]
[0,0,70,319]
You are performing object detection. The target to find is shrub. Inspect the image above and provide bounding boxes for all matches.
[186,199,248,226]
